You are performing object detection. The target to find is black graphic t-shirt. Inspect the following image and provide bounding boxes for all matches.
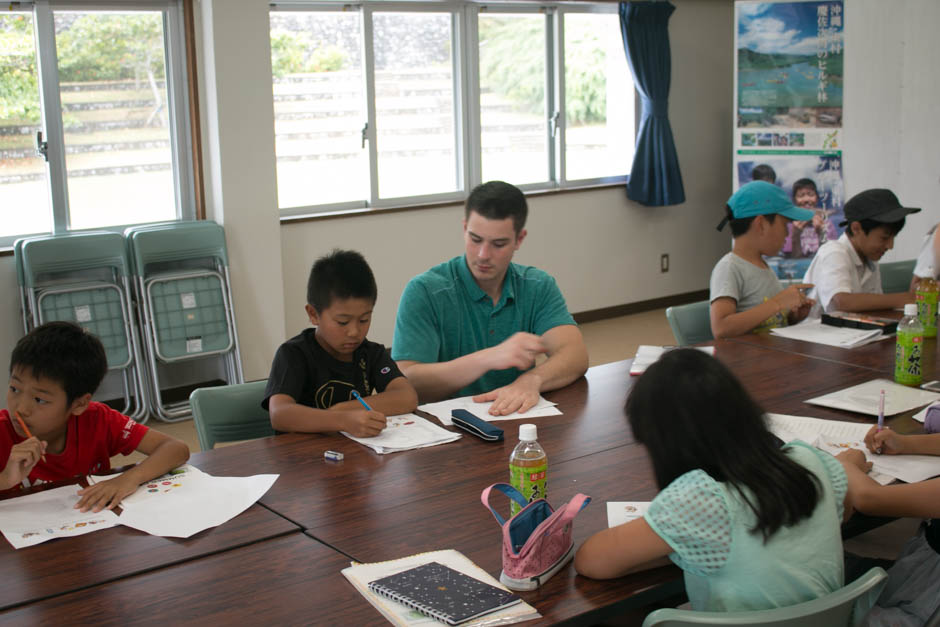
[262,329,403,411]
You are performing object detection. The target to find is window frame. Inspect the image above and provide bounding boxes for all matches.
[0,0,197,247]
[270,0,634,218]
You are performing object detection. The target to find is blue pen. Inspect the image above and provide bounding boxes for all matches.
[875,389,885,454]
[351,390,373,411]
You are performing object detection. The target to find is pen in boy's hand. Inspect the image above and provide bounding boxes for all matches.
[351,390,373,411]
[875,389,885,454]
[15,411,46,463]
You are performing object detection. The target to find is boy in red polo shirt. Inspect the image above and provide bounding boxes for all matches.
[0,322,189,512]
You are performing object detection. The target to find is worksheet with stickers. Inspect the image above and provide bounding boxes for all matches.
[89,464,278,538]
[0,484,119,549]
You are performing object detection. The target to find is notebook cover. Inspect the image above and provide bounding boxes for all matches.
[367,561,521,625]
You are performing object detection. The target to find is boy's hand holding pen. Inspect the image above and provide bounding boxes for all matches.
[348,391,387,438]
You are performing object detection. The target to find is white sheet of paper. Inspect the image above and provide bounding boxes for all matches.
[0,484,119,549]
[606,501,651,528]
[95,465,278,538]
[419,395,561,426]
[770,320,887,348]
[629,346,715,375]
[804,379,940,417]
[342,413,461,454]
[766,413,940,484]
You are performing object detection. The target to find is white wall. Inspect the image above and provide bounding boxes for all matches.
[0,0,934,378]
[842,0,940,261]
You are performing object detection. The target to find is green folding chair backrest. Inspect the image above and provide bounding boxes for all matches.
[20,232,129,288]
[37,285,132,368]
[189,380,274,451]
[147,273,233,360]
[127,221,229,278]
[879,259,915,293]
[665,300,714,346]
[641,566,887,627]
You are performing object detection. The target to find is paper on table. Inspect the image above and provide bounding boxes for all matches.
[770,320,887,348]
[804,379,940,417]
[766,413,940,484]
[342,413,461,454]
[606,502,651,528]
[419,395,561,426]
[0,484,119,549]
[342,548,540,626]
[630,346,715,375]
[93,465,278,538]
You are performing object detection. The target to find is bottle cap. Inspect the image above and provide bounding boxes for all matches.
[519,424,537,441]
[904,303,918,316]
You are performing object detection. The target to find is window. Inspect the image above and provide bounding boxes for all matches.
[270,2,634,216]
[0,1,195,245]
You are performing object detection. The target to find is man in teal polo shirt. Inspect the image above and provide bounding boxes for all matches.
[392,181,588,416]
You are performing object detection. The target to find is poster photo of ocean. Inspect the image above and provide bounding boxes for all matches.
[736,1,843,127]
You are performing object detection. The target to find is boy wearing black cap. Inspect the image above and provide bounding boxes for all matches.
[710,181,817,339]
[803,188,920,314]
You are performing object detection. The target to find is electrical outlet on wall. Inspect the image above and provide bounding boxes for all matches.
[660,253,669,273]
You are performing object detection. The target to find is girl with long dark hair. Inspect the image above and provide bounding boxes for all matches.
[575,349,851,611]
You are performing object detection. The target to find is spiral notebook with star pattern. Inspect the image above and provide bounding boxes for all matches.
[367,561,521,625]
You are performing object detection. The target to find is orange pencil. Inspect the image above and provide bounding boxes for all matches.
[14,411,46,463]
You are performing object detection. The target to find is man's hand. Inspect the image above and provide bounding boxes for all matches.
[836,448,872,473]
[0,437,46,490]
[473,374,541,416]
[864,426,906,455]
[342,410,387,438]
[486,332,546,372]
[75,473,140,513]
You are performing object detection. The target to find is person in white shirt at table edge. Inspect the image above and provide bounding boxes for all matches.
[803,189,920,316]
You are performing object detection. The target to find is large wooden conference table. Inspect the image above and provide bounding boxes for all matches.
[2,330,936,625]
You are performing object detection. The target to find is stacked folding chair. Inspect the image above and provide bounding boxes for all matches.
[15,232,149,421]
[125,221,244,422]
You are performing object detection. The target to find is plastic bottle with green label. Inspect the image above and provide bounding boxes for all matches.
[509,424,547,516]
[915,275,938,338]
[895,303,924,386]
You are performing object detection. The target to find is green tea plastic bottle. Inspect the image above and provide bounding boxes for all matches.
[895,303,924,386]
[509,424,547,516]
[915,275,938,338]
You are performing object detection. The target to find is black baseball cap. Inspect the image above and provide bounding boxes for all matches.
[840,189,920,227]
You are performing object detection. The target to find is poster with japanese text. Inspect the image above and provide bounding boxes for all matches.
[734,1,845,278]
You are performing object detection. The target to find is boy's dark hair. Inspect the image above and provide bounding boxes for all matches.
[627,349,822,541]
[791,178,817,197]
[751,164,776,183]
[306,249,377,312]
[10,321,108,404]
[850,218,906,237]
[465,181,527,234]
[724,205,776,238]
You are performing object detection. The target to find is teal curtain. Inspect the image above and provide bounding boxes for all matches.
[619,2,685,206]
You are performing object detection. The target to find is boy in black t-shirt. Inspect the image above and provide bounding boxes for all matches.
[263,250,418,437]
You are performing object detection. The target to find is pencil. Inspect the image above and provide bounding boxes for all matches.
[351,390,373,411]
[877,389,885,432]
[15,411,46,463]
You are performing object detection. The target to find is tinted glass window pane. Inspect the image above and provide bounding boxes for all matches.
[53,11,178,229]
[479,14,547,185]
[0,11,52,236]
[373,12,457,199]
[564,13,634,181]
[271,11,367,208]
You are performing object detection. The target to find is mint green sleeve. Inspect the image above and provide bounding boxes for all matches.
[391,277,441,363]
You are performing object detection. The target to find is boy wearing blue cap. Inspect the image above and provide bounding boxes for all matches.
[710,181,817,339]
[803,189,919,314]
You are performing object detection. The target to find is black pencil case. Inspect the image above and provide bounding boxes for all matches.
[451,409,504,441]
[821,312,898,334]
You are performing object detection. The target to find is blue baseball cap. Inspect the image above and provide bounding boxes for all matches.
[717,181,815,231]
